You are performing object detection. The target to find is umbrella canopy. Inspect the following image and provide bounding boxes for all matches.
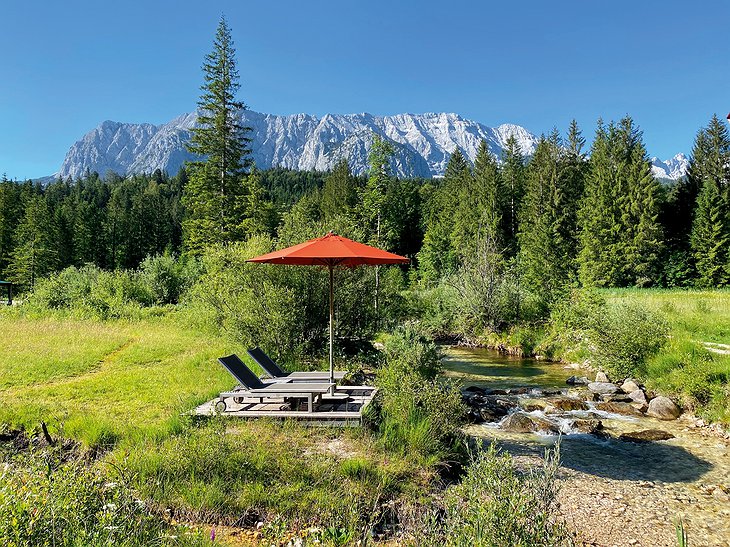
[247,232,409,394]
[247,232,409,267]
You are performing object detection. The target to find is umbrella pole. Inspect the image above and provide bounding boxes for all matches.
[329,264,335,396]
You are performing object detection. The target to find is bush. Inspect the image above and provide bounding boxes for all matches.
[589,302,669,380]
[376,323,465,459]
[139,253,201,305]
[27,265,150,319]
[446,234,548,339]
[539,288,606,360]
[404,443,569,546]
[26,255,198,319]
[190,236,407,365]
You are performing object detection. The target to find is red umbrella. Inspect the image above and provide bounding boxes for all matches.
[247,232,409,394]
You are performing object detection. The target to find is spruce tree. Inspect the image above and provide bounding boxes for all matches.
[620,118,663,286]
[471,140,504,244]
[692,177,729,286]
[321,158,357,222]
[578,121,617,286]
[183,16,257,254]
[6,195,57,288]
[690,114,730,286]
[500,134,526,256]
[519,131,562,299]
[578,117,663,287]
[418,147,471,279]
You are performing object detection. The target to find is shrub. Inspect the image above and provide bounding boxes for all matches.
[539,288,606,360]
[27,265,150,319]
[405,443,569,546]
[376,323,465,459]
[190,236,406,365]
[589,302,669,380]
[382,322,443,379]
[139,253,201,305]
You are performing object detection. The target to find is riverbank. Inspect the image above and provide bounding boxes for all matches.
[446,347,730,547]
[447,288,730,425]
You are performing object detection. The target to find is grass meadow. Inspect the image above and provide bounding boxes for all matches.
[0,308,441,545]
[604,289,730,422]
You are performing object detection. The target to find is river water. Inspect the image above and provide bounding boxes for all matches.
[443,346,730,546]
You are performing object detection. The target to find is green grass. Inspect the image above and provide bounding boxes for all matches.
[602,289,730,423]
[0,308,439,543]
[0,309,238,446]
[603,288,730,344]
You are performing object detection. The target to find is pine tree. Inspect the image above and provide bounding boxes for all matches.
[519,131,562,299]
[620,118,663,286]
[500,134,526,256]
[418,147,471,279]
[321,158,357,222]
[578,117,663,287]
[6,195,57,288]
[183,16,257,254]
[471,140,504,244]
[692,177,729,286]
[690,114,730,287]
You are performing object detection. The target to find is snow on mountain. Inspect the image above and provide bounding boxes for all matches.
[57,111,539,179]
[651,153,689,181]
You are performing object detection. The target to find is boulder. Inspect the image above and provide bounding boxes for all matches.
[599,393,633,403]
[595,401,644,417]
[619,429,675,442]
[595,371,610,383]
[547,397,589,411]
[647,396,682,420]
[469,395,520,423]
[518,398,551,412]
[501,412,559,434]
[572,419,604,435]
[628,389,647,405]
[621,379,641,394]
[588,382,619,395]
[566,375,591,386]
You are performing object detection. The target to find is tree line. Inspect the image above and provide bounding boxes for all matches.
[1,112,728,292]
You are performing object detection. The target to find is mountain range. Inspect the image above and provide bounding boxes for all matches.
[54,111,688,181]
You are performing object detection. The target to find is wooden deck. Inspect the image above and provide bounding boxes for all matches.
[193,385,377,426]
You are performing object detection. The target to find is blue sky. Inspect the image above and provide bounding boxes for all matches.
[1,0,728,179]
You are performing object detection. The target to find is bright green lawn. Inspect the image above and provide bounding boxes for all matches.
[0,309,434,537]
[604,288,730,344]
[603,289,730,422]
[0,311,238,445]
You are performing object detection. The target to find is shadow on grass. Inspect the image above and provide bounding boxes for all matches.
[485,434,713,483]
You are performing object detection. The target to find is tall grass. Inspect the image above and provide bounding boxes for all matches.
[0,444,206,547]
[606,289,730,422]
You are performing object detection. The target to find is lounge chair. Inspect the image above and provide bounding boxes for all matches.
[247,347,347,382]
[216,354,333,413]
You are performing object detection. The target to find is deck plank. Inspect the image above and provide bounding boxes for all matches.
[192,386,377,424]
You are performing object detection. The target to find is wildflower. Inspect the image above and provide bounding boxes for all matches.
[210,527,216,542]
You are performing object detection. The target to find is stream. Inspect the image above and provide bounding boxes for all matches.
[443,346,730,546]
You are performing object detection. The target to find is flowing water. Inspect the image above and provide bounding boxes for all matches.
[443,346,730,546]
